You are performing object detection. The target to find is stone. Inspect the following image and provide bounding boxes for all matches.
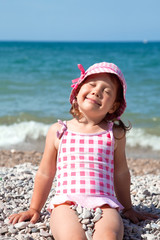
[14,221,30,229]
[40,229,51,237]
[35,222,46,228]
[76,204,83,214]
[0,226,8,234]
[0,200,4,209]
[95,207,102,214]
[25,237,34,240]
[81,218,90,224]
[82,224,87,230]
[19,229,26,234]
[142,233,156,240]
[150,223,159,229]
[31,227,39,233]
[28,223,35,228]
[82,208,92,219]
[4,217,10,224]
[143,189,151,196]
[92,213,102,222]
[87,222,94,228]
[85,230,93,240]
[8,225,18,234]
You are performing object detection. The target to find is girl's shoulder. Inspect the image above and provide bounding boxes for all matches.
[49,121,62,134]
[46,121,64,149]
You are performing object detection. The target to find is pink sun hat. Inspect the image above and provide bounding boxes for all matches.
[70,62,127,119]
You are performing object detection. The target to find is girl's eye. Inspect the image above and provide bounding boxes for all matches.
[104,90,111,95]
[89,83,95,87]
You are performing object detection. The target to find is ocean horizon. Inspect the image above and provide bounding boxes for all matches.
[0,41,160,159]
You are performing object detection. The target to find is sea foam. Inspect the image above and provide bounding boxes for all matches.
[0,121,49,148]
[127,128,160,151]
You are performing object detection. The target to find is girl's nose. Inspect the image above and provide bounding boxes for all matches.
[91,88,101,97]
[91,91,99,97]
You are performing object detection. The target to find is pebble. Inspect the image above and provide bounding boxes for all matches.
[8,225,18,234]
[85,230,92,240]
[40,229,52,237]
[70,204,102,238]
[92,212,102,222]
[14,221,30,229]
[76,204,83,214]
[31,227,39,233]
[0,163,160,240]
[0,227,8,234]
[82,208,92,219]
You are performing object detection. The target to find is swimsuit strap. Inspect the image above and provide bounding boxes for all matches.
[56,119,67,139]
[108,121,114,130]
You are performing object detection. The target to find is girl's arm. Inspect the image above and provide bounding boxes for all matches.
[114,129,132,212]
[9,123,59,224]
[114,128,158,223]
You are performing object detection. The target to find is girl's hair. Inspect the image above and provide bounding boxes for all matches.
[70,73,131,134]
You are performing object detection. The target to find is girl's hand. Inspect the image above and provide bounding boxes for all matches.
[122,207,159,224]
[8,208,40,225]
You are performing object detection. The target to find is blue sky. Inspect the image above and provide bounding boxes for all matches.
[0,0,160,41]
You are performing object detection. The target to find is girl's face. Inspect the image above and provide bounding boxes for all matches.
[76,73,120,121]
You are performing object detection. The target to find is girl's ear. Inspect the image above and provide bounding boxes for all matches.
[73,98,78,109]
[108,102,120,114]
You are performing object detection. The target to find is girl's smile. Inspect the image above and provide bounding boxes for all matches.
[85,96,101,106]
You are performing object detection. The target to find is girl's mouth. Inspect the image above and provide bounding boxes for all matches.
[85,97,101,106]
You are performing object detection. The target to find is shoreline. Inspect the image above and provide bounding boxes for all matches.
[1,139,160,160]
[0,149,159,176]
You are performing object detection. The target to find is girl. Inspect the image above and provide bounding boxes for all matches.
[9,62,157,240]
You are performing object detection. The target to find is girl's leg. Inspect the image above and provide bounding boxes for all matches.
[50,203,87,240]
[93,205,124,240]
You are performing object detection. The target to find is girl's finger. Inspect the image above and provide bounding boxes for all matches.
[30,213,40,224]
[124,212,138,224]
[131,216,139,224]
[9,214,19,223]
[137,212,158,221]
[18,214,30,223]
[8,214,18,220]
[144,213,159,219]
[12,215,21,225]
[138,214,149,221]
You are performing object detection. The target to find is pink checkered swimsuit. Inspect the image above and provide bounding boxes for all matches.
[47,120,123,211]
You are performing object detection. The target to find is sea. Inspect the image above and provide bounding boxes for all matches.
[0,41,160,159]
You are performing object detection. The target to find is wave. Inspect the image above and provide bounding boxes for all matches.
[0,121,160,152]
[0,121,50,148]
[127,128,160,151]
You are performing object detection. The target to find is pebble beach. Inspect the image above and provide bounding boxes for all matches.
[0,150,160,240]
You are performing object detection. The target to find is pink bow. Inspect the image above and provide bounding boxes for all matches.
[71,64,86,89]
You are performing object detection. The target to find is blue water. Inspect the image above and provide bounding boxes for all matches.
[0,41,160,155]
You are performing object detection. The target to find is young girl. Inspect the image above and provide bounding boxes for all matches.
[9,62,157,240]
